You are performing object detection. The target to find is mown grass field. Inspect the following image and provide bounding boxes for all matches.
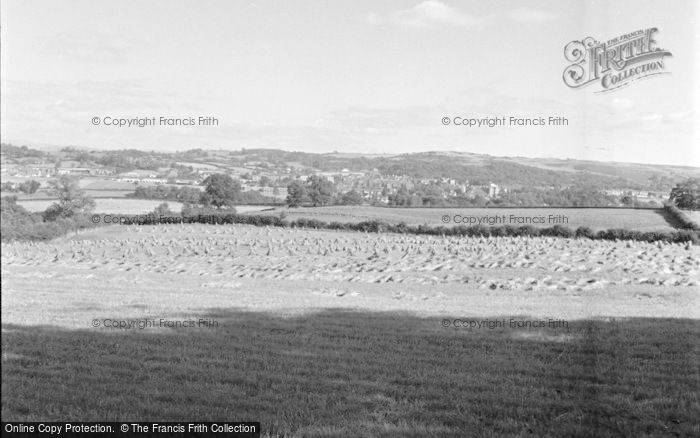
[256,206,679,232]
[2,310,698,437]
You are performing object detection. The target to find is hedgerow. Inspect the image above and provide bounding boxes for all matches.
[117,212,700,244]
[4,199,698,244]
[664,203,700,230]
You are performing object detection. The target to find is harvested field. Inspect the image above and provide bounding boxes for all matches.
[2,224,699,435]
[254,206,678,232]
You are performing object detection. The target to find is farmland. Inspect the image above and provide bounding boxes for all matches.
[255,206,679,232]
[684,210,700,226]
[2,223,699,436]
[17,198,186,215]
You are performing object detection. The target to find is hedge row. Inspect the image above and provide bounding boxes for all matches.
[1,204,104,242]
[121,213,700,244]
[663,203,700,231]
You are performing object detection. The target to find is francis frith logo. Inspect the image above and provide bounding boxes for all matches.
[563,28,672,92]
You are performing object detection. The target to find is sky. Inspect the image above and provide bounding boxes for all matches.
[1,0,698,166]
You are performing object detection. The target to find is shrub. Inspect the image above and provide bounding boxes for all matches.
[575,226,595,239]
[1,196,102,241]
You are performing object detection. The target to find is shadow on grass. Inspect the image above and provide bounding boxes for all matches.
[2,310,699,437]
[654,208,686,229]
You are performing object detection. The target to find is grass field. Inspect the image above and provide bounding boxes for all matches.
[254,206,679,232]
[78,178,136,191]
[2,224,699,436]
[683,210,700,226]
[3,312,698,436]
[18,198,185,214]
[17,199,272,215]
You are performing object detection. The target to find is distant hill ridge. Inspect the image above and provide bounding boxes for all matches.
[2,143,698,190]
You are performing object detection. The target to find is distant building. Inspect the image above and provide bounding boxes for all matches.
[119,170,158,178]
[57,168,92,176]
[604,189,624,197]
[140,178,168,185]
[489,183,500,198]
[2,164,56,177]
[174,179,199,185]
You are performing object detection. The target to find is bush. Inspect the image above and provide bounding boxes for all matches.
[575,226,595,239]
[1,196,102,241]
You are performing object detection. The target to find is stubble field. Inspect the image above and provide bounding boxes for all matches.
[2,224,699,436]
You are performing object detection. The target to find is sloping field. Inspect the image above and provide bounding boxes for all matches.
[2,224,699,435]
[256,206,677,231]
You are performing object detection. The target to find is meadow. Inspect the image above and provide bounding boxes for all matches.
[684,210,700,226]
[18,198,186,214]
[17,199,273,215]
[255,206,679,232]
[2,224,699,436]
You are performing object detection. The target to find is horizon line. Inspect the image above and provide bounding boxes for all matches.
[1,139,699,170]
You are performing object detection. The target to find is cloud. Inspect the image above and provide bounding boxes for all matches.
[367,3,556,28]
[367,1,487,28]
[506,8,557,23]
[38,32,141,63]
[366,12,385,25]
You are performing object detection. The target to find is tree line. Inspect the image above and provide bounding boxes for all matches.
[2,176,698,242]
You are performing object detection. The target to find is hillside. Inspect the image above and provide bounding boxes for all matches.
[177,148,699,190]
[3,142,699,193]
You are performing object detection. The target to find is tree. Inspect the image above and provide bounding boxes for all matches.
[43,175,95,221]
[471,194,488,207]
[389,186,412,206]
[306,175,335,206]
[201,174,241,208]
[620,195,635,207]
[177,187,202,204]
[420,185,445,206]
[153,202,173,216]
[18,180,41,194]
[286,181,306,207]
[340,189,363,205]
[669,178,700,210]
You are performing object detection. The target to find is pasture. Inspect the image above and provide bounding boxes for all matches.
[17,199,272,215]
[78,178,136,191]
[683,210,700,226]
[18,198,185,214]
[2,224,699,436]
[255,206,679,232]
